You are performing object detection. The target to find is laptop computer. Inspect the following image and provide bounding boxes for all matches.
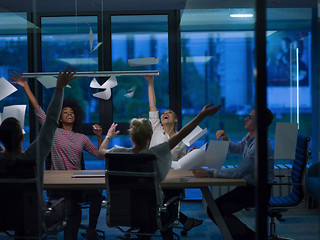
[71,170,105,178]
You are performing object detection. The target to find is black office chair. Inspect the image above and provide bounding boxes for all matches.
[0,159,65,239]
[105,152,180,240]
[268,134,310,240]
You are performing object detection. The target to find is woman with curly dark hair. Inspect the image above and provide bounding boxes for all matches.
[11,72,105,240]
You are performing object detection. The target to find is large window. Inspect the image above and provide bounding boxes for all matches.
[0,12,29,149]
[180,9,255,164]
[0,7,314,167]
[41,16,102,168]
[110,14,169,147]
[41,16,100,123]
[180,8,313,165]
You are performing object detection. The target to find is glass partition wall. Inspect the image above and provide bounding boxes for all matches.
[0,1,318,239]
[0,4,315,164]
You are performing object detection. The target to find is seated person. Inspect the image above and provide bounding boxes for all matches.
[144,75,203,233]
[0,66,76,237]
[99,104,221,240]
[10,72,105,240]
[192,107,274,240]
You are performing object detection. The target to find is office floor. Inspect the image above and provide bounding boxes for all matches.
[60,200,320,240]
[1,200,319,239]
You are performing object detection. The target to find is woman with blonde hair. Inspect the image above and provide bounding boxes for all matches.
[144,75,203,234]
[99,103,221,240]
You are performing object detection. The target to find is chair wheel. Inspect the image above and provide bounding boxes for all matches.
[181,230,187,236]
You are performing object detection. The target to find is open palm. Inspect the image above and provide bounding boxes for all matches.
[9,71,27,87]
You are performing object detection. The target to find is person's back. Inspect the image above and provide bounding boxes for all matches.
[0,65,76,237]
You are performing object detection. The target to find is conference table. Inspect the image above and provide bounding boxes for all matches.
[44,169,247,240]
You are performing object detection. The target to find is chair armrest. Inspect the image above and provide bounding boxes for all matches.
[163,196,179,208]
[45,197,65,214]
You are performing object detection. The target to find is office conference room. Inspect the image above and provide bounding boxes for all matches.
[0,0,320,239]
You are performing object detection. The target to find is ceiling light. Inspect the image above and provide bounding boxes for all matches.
[230,13,253,18]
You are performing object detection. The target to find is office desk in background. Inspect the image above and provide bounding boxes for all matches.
[44,169,246,240]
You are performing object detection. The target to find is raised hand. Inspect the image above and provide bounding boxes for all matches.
[92,124,103,137]
[216,130,229,141]
[56,65,77,90]
[106,123,120,138]
[144,75,154,84]
[9,71,28,88]
[199,104,221,118]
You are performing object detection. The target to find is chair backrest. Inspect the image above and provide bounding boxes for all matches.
[269,133,310,207]
[105,152,160,230]
[0,159,44,237]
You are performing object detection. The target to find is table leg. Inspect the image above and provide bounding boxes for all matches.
[200,187,232,240]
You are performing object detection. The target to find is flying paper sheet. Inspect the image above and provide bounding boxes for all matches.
[274,122,298,159]
[37,76,71,89]
[128,57,159,67]
[93,88,111,100]
[171,148,206,170]
[171,140,229,170]
[1,105,27,134]
[89,27,103,53]
[205,140,229,169]
[0,77,17,101]
[90,76,118,100]
[81,27,103,56]
[182,126,207,146]
[124,87,136,98]
[90,76,118,89]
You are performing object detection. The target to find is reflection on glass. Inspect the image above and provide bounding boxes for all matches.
[41,16,100,123]
[181,8,312,165]
[111,15,169,123]
[0,12,29,146]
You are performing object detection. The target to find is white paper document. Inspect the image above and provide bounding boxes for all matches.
[205,140,230,169]
[0,77,17,101]
[171,140,229,170]
[37,76,71,89]
[171,149,206,170]
[89,27,103,53]
[0,105,27,134]
[124,87,136,98]
[90,76,118,100]
[274,122,298,159]
[93,88,111,100]
[182,126,207,146]
[81,27,103,56]
[128,57,159,67]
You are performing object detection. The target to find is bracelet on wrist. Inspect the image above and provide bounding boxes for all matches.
[105,135,111,140]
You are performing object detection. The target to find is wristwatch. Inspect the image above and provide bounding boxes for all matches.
[207,170,214,178]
